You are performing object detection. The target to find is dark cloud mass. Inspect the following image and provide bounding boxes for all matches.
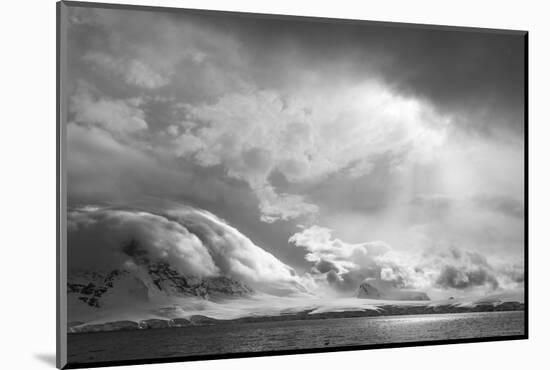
[313,259,339,274]
[200,13,525,135]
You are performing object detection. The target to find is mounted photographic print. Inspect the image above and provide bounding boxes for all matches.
[56,1,528,368]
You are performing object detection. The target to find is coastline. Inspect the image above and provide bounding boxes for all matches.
[68,301,524,334]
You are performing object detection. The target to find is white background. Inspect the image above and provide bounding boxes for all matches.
[1,0,547,369]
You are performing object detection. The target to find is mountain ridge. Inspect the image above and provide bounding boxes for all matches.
[68,261,254,310]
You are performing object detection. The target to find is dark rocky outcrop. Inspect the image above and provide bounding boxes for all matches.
[68,262,254,309]
[147,262,253,299]
[68,269,129,308]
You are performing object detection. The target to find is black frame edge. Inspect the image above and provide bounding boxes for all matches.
[523,31,529,339]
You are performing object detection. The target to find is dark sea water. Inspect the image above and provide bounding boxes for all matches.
[68,311,524,365]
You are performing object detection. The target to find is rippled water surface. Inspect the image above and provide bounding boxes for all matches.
[68,311,524,364]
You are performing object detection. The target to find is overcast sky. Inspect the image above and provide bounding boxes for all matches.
[65,5,525,299]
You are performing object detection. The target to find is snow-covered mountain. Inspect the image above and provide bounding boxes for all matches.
[67,265,524,333]
[67,260,254,323]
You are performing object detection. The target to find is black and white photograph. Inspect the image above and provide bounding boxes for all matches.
[58,1,526,368]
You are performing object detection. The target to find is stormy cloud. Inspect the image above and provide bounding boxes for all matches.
[67,206,310,295]
[65,5,525,300]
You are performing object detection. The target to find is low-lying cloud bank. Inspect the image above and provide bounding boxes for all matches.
[68,205,311,296]
[289,225,524,299]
